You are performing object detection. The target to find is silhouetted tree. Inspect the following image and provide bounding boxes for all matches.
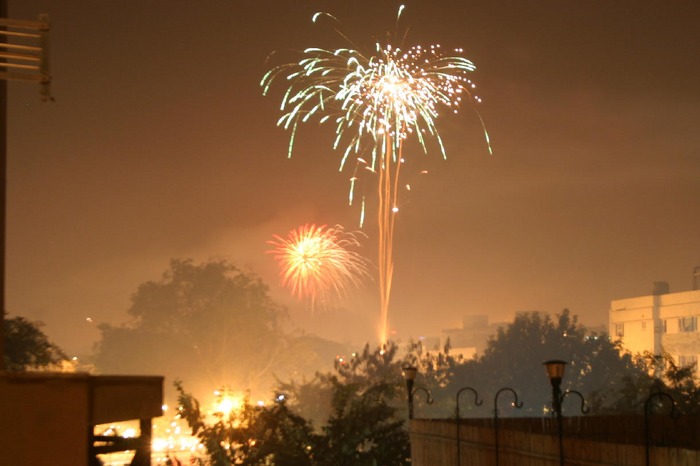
[176,380,317,466]
[446,309,643,416]
[591,350,700,415]
[279,342,411,427]
[314,343,409,466]
[404,310,700,418]
[3,315,67,371]
[277,373,335,428]
[404,338,475,417]
[176,342,411,466]
[94,259,292,397]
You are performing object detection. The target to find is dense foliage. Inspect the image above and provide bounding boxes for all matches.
[472,309,644,415]
[176,344,410,466]
[176,380,317,466]
[589,350,700,415]
[403,309,699,418]
[94,259,346,398]
[175,309,700,465]
[3,315,66,371]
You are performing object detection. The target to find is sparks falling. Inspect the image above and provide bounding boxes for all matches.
[268,224,371,308]
[261,5,491,343]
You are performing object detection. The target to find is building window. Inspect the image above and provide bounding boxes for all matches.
[615,323,624,337]
[678,354,698,369]
[642,321,647,330]
[679,316,697,333]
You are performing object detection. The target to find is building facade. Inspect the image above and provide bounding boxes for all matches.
[440,315,509,358]
[609,271,700,369]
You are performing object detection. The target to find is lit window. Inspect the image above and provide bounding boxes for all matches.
[615,323,624,337]
[654,320,665,333]
[679,316,697,333]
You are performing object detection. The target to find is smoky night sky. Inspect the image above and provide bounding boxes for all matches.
[6,1,700,357]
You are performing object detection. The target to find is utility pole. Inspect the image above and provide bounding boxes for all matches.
[1,0,8,373]
[0,1,52,371]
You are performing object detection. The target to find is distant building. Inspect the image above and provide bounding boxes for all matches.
[440,315,508,359]
[609,267,700,369]
[434,311,606,359]
[415,335,442,351]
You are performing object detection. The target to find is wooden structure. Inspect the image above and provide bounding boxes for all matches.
[409,416,700,466]
[0,372,163,466]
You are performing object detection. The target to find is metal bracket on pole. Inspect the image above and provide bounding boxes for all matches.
[0,14,52,100]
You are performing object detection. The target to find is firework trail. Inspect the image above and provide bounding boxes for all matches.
[268,224,371,308]
[261,5,491,343]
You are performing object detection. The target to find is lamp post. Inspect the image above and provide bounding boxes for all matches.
[493,387,523,466]
[544,360,588,466]
[402,365,433,420]
[644,391,678,466]
[543,360,566,416]
[455,386,482,466]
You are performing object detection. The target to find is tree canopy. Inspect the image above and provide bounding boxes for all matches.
[177,342,410,466]
[173,309,700,466]
[472,309,643,415]
[94,258,333,398]
[3,315,67,371]
[407,309,700,418]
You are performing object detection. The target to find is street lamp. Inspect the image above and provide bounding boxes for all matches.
[543,360,567,418]
[493,387,523,466]
[455,386,482,466]
[402,365,433,420]
[543,359,588,466]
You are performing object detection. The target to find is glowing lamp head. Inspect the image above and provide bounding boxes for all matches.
[543,359,567,386]
[402,365,418,382]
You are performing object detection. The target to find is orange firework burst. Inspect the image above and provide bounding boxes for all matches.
[268,224,370,306]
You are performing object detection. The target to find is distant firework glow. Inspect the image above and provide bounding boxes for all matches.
[268,224,371,308]
[261,5,491,343]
